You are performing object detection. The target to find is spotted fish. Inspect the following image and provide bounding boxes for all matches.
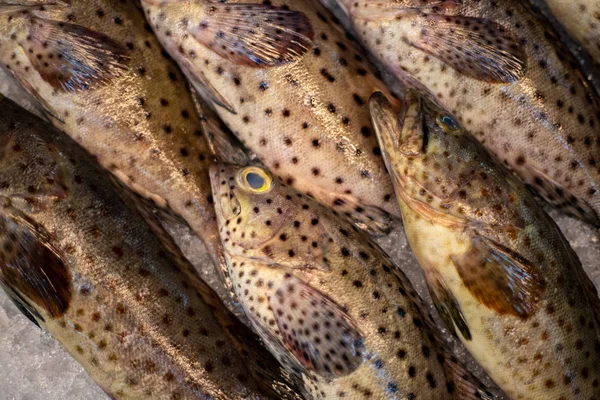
[370,91,600,399]
[0,0,225,265]
[541,0,600,65]
[336,0,600,228]
[141,0,401,236]
[0,96,303,400]
[210,162,496,399]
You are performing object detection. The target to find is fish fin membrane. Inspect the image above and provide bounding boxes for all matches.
[412,14,527,83]
[424,270,472,341]
[24,17,129,92]
[340,0,459,20]
[0,281,43,327]
[440,346,497,400]
[0,204,71,319]
[189,3,314,67]
[0,0,69,13]
[268,273,364,379]
[191,88,250,165]
[451,234,545,319]
[524,170,600,228]
[330,192,399,236]
[180,57,236,114]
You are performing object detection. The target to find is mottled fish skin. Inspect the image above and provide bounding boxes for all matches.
[210,162,495,400]
[337,0,600,228]
[0,97,299,400]
[541,0,600,66]
[0,0,223,265]
[370,91,600,399]
[141,0,401,236]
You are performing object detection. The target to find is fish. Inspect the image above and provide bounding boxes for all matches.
[0,0,223,266]
[0,95,303,400]
[370,91,600,399]
[209,162,496,399]
[335,0,600,228]
[140,0,401,236]
[541,0,600,66]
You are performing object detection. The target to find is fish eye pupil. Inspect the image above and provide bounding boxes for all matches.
[246,172,265,190]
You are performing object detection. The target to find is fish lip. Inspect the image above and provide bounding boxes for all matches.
[209,163,227,221]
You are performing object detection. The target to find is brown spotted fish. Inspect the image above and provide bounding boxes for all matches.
[541,0,600,66]
[210,162,496,399]
[370,91,600,399]
[336,0,600,228]
[141,0,401,236]
[0,96,301,400]
[0,0,224,265]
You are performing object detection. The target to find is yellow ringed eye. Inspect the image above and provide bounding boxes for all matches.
[238,167,272,193]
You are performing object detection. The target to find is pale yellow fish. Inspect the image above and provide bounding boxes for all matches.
[140,0,401,236]
[0,96,301,400]
[337,0,600,228]
[370,91,600,400]
[0,0,223,266]
[210,162,496,399]
[542,0,600,65]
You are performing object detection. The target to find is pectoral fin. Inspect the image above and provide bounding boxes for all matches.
[189,3,314,67]
[0,203,71,320]
[452,234,545,319]
[268,274,364,378]
[413,14,527,83]
[24,17,129,92]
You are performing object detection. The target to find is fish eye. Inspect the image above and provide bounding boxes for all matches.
[239,167,273,193]
[438,115,460,132]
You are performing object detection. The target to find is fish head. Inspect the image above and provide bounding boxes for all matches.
[370,91,490,220]
[210,163,335,269]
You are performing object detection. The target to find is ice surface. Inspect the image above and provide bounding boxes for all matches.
[1,2,600,398]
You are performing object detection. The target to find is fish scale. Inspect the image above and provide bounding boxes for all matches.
[540,0,600,67]
[141,0,401,236]
[0,97,302,400]
[370,91,600,400]
[0,0,223,265]
[210,162,495,400]
[336,0,600,228]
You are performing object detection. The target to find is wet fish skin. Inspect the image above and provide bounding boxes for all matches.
[210,162,495,400]
[370,91,600,399]
[141,0,401,236]
[541,0,600,65]
[0,0,223,265]
[0,96,297,400]
[337,0,600,228]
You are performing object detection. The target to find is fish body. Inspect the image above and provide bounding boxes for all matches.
[141,0,400,236]
[542,0,600,65]
[370,91,600,399]
[337,0,600,228]
[0,96,297,400]
[0,0,222,264]
[210,162,494,399]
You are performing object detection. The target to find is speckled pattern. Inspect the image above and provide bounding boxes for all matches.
[542,0,600,65]
[337,0,600,228]
[0,97,299,400]
[371,92,600,400]
[0,0,223,265]
[210,163,494,400]
[141,0,402,236]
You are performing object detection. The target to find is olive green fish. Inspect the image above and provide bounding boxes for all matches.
[0,0,223,265]
[541,0,600,66]
[370,91,600,399]
[141,0,400,236]
[336,0,600,228]
[0,96,301,400]
[210,162,496,399]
